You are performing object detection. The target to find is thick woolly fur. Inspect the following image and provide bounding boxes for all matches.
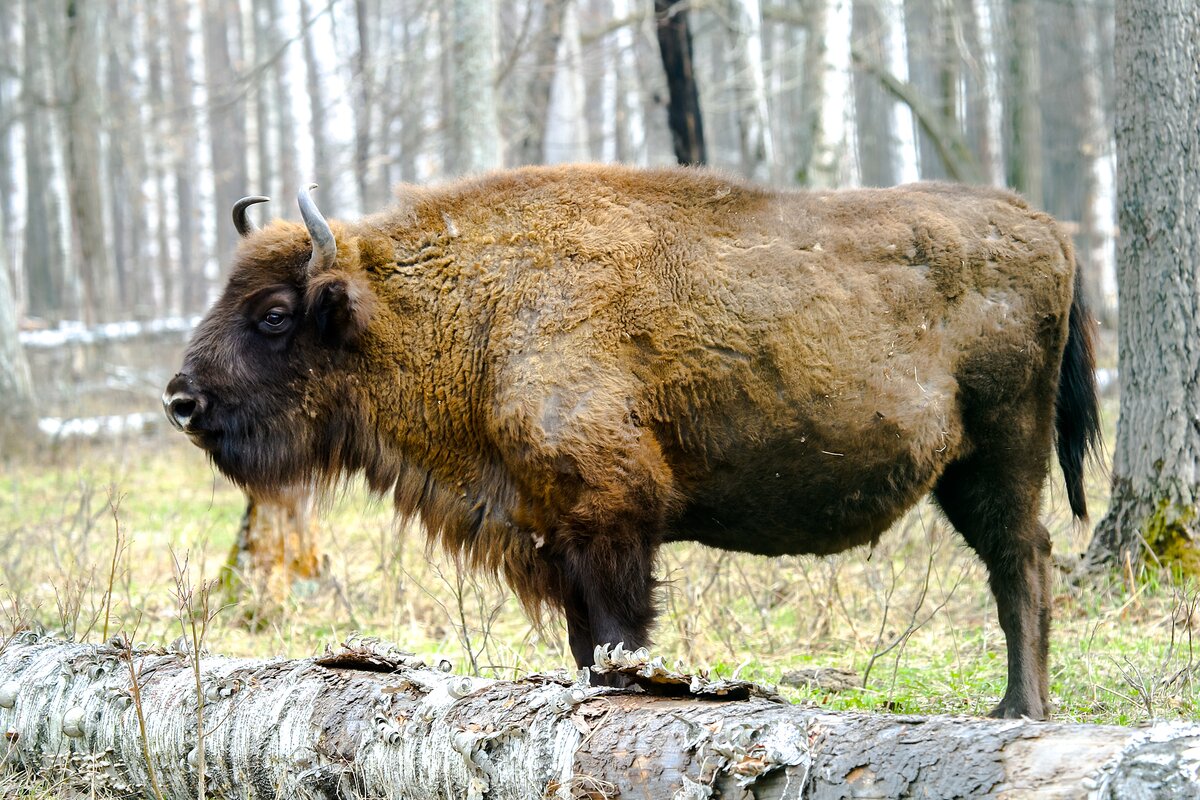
[174,164,1100,718]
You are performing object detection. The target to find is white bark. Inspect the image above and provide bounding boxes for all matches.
[450,0,502,174]
[725,0,775,182]
[4,635,1200,799]
[0,237,34,439]
[543,0,589,165]
[880,0,918,184]
[812,0,858,187]
[973,0,1004,186]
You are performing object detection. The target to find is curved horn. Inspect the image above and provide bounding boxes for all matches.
[297,183,336,276]
[232,196,270,237]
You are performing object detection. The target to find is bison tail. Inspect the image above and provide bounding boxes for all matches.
[1055,264,1102,520]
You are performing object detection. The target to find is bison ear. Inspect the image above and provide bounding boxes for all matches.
[308,272,373,347]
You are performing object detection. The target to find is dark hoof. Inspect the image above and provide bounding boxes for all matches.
[987,699,1046,720]
[588,669,633,689]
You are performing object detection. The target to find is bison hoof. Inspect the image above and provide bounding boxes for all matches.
[987,698,1047,720]
[587,668,633,689]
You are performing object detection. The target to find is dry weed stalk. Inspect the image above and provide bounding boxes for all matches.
[169,548,222,800]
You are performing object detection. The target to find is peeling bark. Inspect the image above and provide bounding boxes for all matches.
[222,490,324,606]
[3,635,1200,799]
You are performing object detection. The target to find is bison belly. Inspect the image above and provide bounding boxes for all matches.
[663,396,956,556]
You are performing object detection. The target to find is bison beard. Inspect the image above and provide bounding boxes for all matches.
[165,166,1101,719]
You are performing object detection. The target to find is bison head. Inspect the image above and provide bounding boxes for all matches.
[163,186,380,496]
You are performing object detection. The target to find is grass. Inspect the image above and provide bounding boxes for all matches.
[1,384,1199,796]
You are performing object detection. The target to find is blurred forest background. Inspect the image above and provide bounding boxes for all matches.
[0,0,1117,336]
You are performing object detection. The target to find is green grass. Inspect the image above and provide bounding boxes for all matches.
[1,393,1198,774]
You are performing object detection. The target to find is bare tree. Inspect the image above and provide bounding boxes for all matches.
[0,235,34,450]
[167,0,203,312]
[1086,0,1200,571]
[725,0,775,181]
[300,0,334,197]
[450,0,504,173]
[65,0,113,324]
[203,0,250,270]
[104,0,151,314]
[654,0,706,165]
[21,0,68,322]
[543,0,589,164]
[1003,0,1043,204]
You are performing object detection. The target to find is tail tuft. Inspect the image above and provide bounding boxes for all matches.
[1056,264,1102,519]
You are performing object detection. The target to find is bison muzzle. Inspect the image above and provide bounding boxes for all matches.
[165,165,1100,720]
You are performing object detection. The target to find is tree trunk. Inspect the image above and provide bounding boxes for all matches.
[21,0,68,322]
[1003,0,1043,205]
[513,0,565,166]
[203,0,250,272]
[654,0,706,165]
[167,0,202,313]
[0,0,21,307]
[3,635,1200,799]
[1086,0,1200,573]
[300,0,333,199]
[810,0,857,187]
[1075,0,1117,325]
[610,0,645,164]
[221,490,324,609]
[850,0,893,186]
[65,0,113,326]
[146,0,176,314]
[543,0,588,164]
[725,0,775,182]
[450,0,503,174]
[0,231,35,452]
[265,0,299,214]
[352,0,381,211]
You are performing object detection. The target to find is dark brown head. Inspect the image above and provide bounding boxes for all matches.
[164,186,379,495]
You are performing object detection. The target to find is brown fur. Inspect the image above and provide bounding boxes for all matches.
[167,164,1100,719]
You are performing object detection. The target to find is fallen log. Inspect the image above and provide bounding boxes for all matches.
[1,633,1198,799]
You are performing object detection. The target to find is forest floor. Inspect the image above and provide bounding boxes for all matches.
[2,386,1199,796]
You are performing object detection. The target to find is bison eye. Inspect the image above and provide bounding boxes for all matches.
[257,308,293,335]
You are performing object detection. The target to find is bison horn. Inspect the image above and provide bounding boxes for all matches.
[298,183,336,276]
[232,196,270,237]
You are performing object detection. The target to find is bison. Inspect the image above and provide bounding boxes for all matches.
[164,165,1099,719]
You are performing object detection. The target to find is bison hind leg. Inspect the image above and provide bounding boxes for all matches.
[934,452,1053,720]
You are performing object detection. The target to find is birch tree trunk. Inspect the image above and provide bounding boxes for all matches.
[450,0,503,174]
[203,0,250,272]
[146,1,176,314]
[725,0,775,182]
[167,0,202,313]
[22,0,68,322]
[1003,0,1043,205]
[65,0,113,326]
[300,0,334,199]
[1085,0,1200,573]
[543,0,589,164]
[3,635,1200,799]
[811,0,857,187]
[0,234,34,452]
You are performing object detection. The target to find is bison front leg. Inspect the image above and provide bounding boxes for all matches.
[557,522,660,687]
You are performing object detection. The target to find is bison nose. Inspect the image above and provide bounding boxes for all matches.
[163,374,207,432]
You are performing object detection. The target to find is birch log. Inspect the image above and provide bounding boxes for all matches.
[2,634,1199,799]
